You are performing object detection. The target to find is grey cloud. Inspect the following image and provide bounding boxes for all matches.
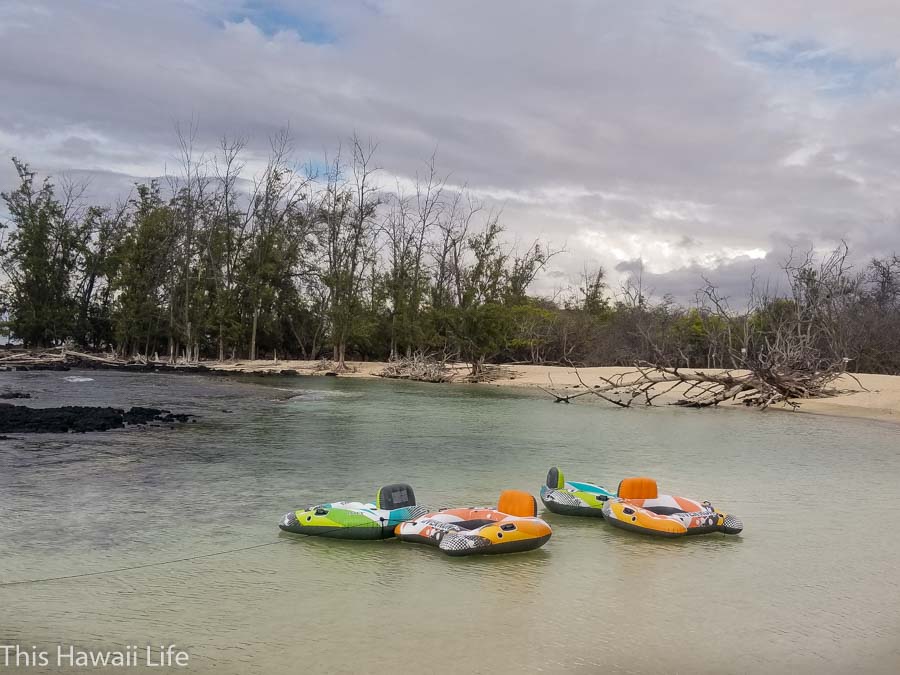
[2,1,900,299]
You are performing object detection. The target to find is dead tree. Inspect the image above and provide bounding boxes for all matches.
[543,244,866,410]
[542,359,857,410]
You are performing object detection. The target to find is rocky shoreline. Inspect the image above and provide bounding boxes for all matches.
[0,351,307,435]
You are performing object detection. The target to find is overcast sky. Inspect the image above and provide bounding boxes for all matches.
[2,0,899,302]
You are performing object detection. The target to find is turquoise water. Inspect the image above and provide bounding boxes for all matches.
[1,370,899,673]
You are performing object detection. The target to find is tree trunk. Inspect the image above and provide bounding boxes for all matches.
[249,301,260,360]
[286,316,308,360]
[390,315,397,360]
[470,355,484,376]
[310,324,321,361]
[335,339,347,370]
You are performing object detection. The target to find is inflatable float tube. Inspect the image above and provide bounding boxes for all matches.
[279,483,428,539]
[602,477,743,537]
[540,466,615,517]
[396,490,552,556]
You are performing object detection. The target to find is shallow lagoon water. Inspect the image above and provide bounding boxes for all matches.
[1,370,899,673]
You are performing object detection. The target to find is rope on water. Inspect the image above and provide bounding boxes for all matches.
[0,540,285,588]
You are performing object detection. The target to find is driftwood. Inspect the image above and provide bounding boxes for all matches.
[314,358,357,374]
[378,353,520,384]
[0,347,68,366]
[542,247,872,411]
[0,349,203,372]
[378,353,457,383]
[459,363,518,383]
[541,360,862,410]
[65,350,138,365]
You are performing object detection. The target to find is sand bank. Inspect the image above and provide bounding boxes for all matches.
[206,359,900,425]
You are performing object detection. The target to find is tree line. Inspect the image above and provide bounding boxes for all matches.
[2,131,899,375]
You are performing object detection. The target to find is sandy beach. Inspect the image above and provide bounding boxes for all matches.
[206,359,900,425]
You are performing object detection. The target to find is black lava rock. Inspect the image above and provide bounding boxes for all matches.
[0,405,196,434]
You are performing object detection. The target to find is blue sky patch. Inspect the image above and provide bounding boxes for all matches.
[226,1,336,43]
[745,33,896,96]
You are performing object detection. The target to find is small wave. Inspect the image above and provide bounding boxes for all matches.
[63,376,95,383]
[274,391,329,402]
[272,389,359,402]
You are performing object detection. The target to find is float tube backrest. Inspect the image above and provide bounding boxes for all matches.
[376,483,416,510]
[498,490,538,517]
[546,467,565,489]
[617,477,658,500]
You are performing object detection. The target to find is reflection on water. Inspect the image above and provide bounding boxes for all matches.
[1,370,899,673]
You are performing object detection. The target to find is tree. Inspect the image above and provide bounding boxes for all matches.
[0,159,87,347]
[577,267,610,317]
[202,136,249,361]
[440,215,557,374]
[382,155,445,358]
[4,139,900,383]
[75,202,128,348]
[318,136,380,370]
[240,130,313,360]
[111,182,177,357]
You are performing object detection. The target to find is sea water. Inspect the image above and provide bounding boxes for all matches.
[1,370,898,673]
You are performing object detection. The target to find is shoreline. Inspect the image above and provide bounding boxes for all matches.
[7,353,895,426]
[204,359,900,426]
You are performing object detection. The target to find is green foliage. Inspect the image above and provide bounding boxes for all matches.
[2,152,899,376]
[111,182,177,355]
[1,159,84,346]
[445,303,515,371]
[581,269,610,317]
[507,302,557,362]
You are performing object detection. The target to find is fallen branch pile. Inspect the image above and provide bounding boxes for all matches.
[459,363,519,384]
[542,360,861,410]
[1,348,69,369]
[378,353,457,383]
[0,348,204,372]
[378,353,522,384]
[314,358,357,374]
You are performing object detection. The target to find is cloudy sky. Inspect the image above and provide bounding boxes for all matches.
[2,0,900,302]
